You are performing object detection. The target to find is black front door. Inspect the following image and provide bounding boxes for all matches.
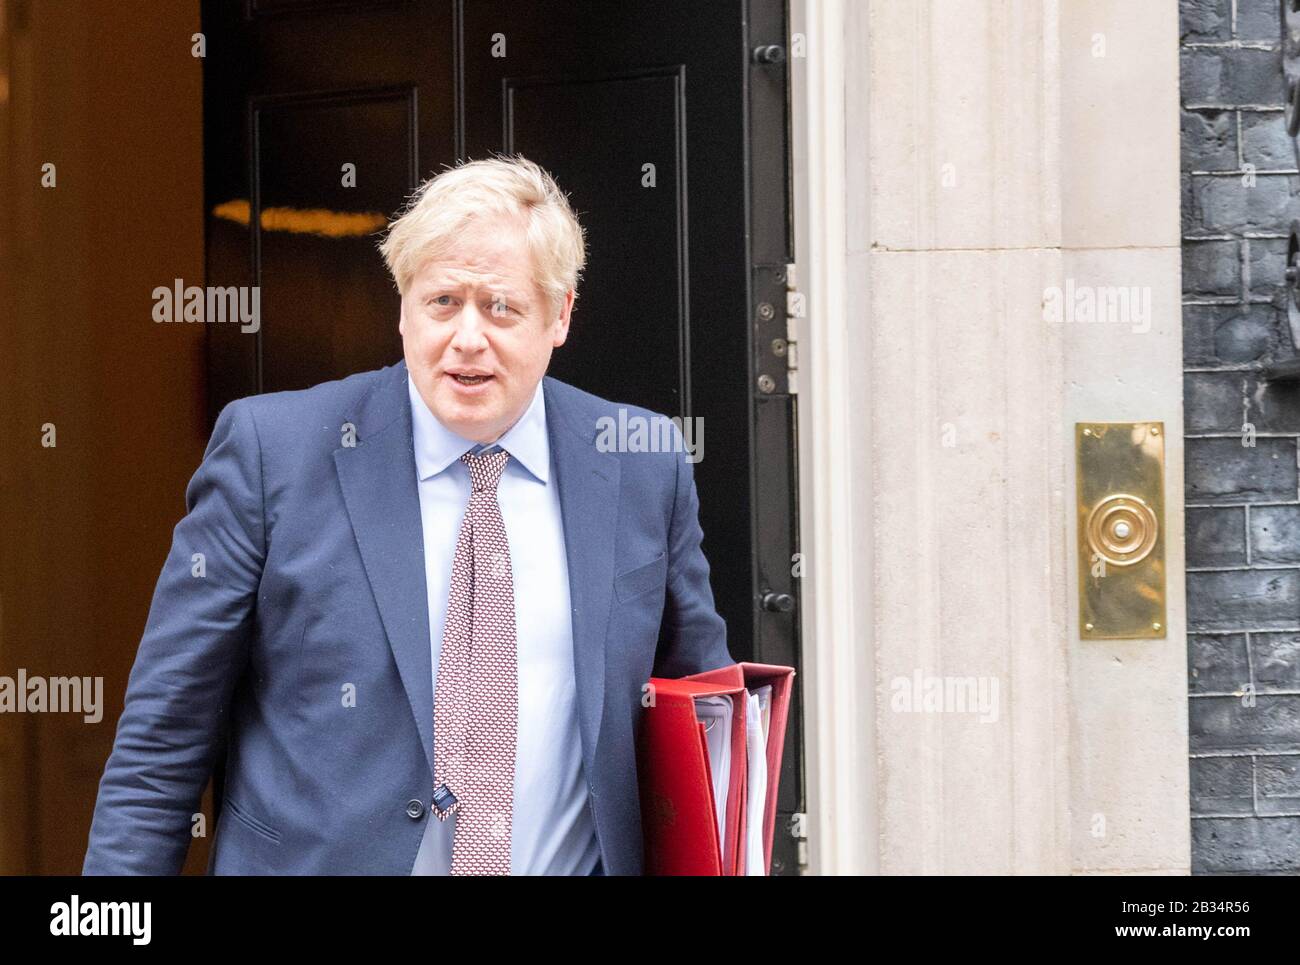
[203,0,804,875]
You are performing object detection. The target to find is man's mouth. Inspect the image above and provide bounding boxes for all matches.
[448,372,493,386]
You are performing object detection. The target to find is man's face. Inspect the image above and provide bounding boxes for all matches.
[399,214,573,444]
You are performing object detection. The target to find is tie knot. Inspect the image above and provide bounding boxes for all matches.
[461,448,510,493]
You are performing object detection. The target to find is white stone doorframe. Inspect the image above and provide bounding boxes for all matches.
[791,0,878,875]
[790,0,1188,875]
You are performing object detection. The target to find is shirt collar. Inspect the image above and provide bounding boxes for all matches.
[407,374,550,484]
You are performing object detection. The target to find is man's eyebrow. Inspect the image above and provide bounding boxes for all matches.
[412,278,529,301]
[416,280,462,296]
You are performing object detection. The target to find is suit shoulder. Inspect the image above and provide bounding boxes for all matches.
[211,365,403,471]
[223,364,393,432]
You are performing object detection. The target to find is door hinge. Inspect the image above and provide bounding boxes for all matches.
[784,263,803,395]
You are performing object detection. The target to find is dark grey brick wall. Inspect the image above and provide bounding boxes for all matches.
[1182,0,1300,874]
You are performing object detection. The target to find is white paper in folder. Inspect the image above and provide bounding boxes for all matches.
[693,695,734,847]
[743,690,769,875]
[754,685,773,744]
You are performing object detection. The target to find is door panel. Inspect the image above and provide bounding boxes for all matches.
[503,68,689,416]
[203,0,451,405]
[254,89,413,391]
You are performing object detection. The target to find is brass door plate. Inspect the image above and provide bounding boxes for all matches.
[1076,422,1167,639]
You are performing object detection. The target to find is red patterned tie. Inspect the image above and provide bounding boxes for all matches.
[431,448,518,875]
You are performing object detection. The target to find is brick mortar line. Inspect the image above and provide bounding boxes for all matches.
[1245,503,1253,566]
[1187,169,1300,176]
[1181,300,1280,309]
[1190,690,1300,697]
[1189,628,1300,634]
[1245,631,1257,705]
[1186,502,1300,508]
[1182,43,1280,51]
[1183,237,1288,245]
[1184,103,1286,111]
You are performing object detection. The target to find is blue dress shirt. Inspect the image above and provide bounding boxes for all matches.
[407,375,601,875]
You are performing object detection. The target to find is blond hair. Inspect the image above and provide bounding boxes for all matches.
[378,154,586,317]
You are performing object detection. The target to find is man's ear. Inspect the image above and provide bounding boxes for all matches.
[398,298,407,337]
[552,290,575,348]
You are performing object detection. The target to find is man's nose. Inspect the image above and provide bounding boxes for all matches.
[449,303,490,352]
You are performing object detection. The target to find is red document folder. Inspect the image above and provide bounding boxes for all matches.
[638,661,795,876]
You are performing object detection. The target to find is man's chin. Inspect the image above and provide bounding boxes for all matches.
[434,399,502,443]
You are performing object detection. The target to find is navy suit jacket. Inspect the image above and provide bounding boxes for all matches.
[83,358,734,875]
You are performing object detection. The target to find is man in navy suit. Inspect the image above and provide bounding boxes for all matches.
[83,155,733,875]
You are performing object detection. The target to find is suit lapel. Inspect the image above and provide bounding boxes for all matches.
[544,376,620,780]
[333,360,436,781]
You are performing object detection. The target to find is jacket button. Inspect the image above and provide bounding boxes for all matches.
[405,798,425,820]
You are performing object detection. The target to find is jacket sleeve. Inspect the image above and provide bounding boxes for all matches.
[652,431,735,678]
[83,398,266,875]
